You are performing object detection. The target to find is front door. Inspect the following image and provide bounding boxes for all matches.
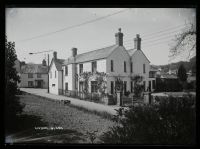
[37,80,43,88]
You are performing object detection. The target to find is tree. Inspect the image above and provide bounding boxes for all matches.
[177,64,188,90]
[169,22,196,61]
[5,36,24,128]
[100,95,195,144]
[131,75,144,98]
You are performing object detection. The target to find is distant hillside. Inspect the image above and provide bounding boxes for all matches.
[152,56,196,73]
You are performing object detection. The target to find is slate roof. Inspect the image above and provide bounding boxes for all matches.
[127,48,137,56]
[21,64,48,74]
[127,48,150,63]
[54,58,65,71]
[75,45,117,63]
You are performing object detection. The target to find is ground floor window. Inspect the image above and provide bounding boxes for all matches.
[28,81,33,87]
[124,81,127,94]
[152,80,156,89]
[79,82,84,92]
[149,81,151,91]
[111,81,114,94]
[65,83,68,91]
[131,81,133,93]
[143,81,146,91]
[91,81,98,93]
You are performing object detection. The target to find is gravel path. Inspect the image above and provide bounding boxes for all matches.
[19,94,116,143]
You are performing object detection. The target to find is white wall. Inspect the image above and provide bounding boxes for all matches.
[107,46,130,77]
[63,64,73,91]
[131,50,150,91]
[106,46,131,93]
[49,62,59,94]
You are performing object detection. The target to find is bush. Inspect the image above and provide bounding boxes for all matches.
[100,95,196,144]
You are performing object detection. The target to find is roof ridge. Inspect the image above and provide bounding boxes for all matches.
[76,44,116,57]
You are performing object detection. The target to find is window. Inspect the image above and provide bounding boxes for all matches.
[55,71,56,78]
[111,60,114,72]
[130,62,133,73]
[92,61,97,73]
[52,84,55,87]
[79,64,83,74]
[124,81,127,93]
[65,66,68,76]
[124,61,126,72]
[153,80,156,89]
[28,81,33,87]
[111,81,114,94]
[37,73,41,78]
[143,64,146,73]
[65,83,68,91]
[28,73,33,78]
[143,81,146,91]
[131,81,133,93]
[91,81,98,93]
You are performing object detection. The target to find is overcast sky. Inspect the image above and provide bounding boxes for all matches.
[6,8,196,65]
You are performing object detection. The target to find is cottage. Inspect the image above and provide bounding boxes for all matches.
[20,59,48,88]
[49,28,153,96]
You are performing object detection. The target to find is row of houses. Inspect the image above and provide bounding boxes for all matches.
[14,59,48,88]
[48,28,156,96]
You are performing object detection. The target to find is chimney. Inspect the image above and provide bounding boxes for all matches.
[134,34,141,50]
[42,59,47,66]
[53,51,57,60]
[71,48,77,57]
[115,28,123,46]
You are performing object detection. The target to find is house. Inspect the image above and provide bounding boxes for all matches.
[149,65,157,92]
[49,28,152,96]
[20,59,48,88]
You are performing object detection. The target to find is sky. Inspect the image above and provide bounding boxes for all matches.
[6,8,196,65]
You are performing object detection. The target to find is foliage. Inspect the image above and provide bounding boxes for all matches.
[114,76,123,92]
[131,75,144,97]
[5,36,24,124]
[177,64,187,82]
[100,95,196,144]
[155,78,182,92]
[79,72,92,94]
[95,72,107,96]
[169,22,196,60]
[79,71,107,96]
[177,64,188,90]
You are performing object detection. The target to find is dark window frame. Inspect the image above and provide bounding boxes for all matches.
[124,61,126,72]
[28,73,33,78]
[92,61,97,73]
[143,64,146,74]
[65,66,68,76]
[111,60,114,72]
[37,73,41,78]
[130,62,133,73]
[91,81,98,93]
[111,81,114,94]
[79,64,83,74]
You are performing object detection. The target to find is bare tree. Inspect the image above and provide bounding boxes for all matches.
[169,22,196,61]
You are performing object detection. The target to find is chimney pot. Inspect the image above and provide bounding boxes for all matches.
[42,59,47,66]
[115,28,123,46]
[53,51,57,60]
[71,48,77,57]
[134,34,141,50]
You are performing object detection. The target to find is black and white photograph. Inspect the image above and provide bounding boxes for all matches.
[5,7,196,145]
